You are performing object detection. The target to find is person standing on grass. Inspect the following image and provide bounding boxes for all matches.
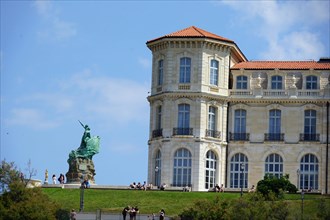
[70,209,77,220]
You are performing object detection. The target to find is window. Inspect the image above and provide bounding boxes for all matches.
[265,153,283,178]
[208,106,216,137]
[156,106,162,130]
[155,150,162,187]
[180,57,191,83]
[230,153,248,188]
[306,76,317,90]
[234,109,246,140]
[158,60,164,86]
[236,75,248,89]
[205,150,217,189]
[173,148,192,187]
[269,110,281,140]
[210,59,219,86]
[271,75,282,89]
[304,110,316,141]
[299,154,318,190]
[177,104,190,135]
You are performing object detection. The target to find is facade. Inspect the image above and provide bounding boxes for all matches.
[146,26,330,193]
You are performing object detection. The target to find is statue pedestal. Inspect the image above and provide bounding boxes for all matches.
[66,158,96,184]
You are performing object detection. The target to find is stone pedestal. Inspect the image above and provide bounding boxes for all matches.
[66,158,96,184]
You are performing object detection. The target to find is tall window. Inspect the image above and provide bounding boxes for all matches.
[180,57,191,83]
[173,148,192,187]
[156,106,162,130]
[205,150,217,189]
[304,110,316,141]
[155,150,162,187]
[300,154,319,190]
[210,59,219,86]
[265,153,283,178]
[271,75,282,89]
[234,109,246,140]
[177,104,190,135]
[208,106,216,136]
[306,75,317,90]
[236,75,248,89]
[269,109,281,140]
[158,59,164,86]
[230,153,248,188]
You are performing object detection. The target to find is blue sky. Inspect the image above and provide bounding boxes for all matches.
[1,0,329,185]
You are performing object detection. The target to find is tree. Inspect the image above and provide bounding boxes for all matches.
[257,174,297,199]
[0,160,67,220]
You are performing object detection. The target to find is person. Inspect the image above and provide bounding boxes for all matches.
[219,184,225,192]
[58,174,65,184]
[133,206,139,220]
[215,184,220,192]
[122,206,129,220]
[128,207,135,220]
[82,179,90,188]
[129,182,136,189]
[159,209,165,220]
[248,185,256,193]
[52,174,57,184]
[70,209,77,220]
[183,185,190,192]
[160,183,167,190]
[147,213,155,220]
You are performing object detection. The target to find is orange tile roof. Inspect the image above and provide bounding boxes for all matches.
[147,26,234,44]
[231,61,330,70]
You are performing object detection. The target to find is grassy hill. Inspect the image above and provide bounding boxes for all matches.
[42,188,330,219]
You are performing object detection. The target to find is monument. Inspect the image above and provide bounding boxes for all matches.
[66,121,100,184]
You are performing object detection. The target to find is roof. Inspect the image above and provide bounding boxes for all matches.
[147,26,234,44]
[231,61,330,70]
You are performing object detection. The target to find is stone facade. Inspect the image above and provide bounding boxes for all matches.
[146,26,330,193]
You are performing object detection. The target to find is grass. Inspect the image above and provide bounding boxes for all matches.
[43,188,330,219]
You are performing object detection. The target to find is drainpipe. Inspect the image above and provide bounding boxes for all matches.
[326,101,329,194]
[225,102,230,188]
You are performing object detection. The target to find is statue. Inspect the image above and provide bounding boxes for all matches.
[66,121,100,184]
[44,169,48,184]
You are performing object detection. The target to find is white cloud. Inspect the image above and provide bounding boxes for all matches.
[219,0,329,60]
[34,0,77,41]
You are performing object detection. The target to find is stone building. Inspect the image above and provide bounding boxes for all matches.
[146,26,330,193]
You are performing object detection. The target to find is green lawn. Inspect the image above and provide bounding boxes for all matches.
[43,188,330,219]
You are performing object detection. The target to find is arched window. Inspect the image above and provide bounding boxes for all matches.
[304,110,317,141]
[205,150,217,189]
[230,153,248,188]
[300,154,318,190]
[265,153,283,178]
[210,59,219,86]
[158,59,164,86]
[173,148,192,187]
[234,109,246,140]
[271,75,282,89]
[236,75,248,89]
[306,75,317,90]
[155,150,162,187]
[180,57,191,83]
[269,109,281,140]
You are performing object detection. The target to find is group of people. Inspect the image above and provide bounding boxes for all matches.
[209,184,225,192]
[129,181,153,190]
[52,173,65,184]
[122,207,165,220]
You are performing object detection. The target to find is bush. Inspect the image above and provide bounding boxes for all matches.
[257,174,297,199]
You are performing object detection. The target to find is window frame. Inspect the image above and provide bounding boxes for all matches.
[179,57,191,83]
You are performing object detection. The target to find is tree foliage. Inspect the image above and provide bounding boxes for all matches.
[257,174,297,199]
[0,160,67,220]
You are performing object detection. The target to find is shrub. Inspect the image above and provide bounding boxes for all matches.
[257,174,297,199]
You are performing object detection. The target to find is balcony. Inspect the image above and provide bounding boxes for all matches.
[264,133,284,141]
[229,132,250,141]
[299,133,320,142]
[173,128,193,136]
[205,129,221,138]
[229,89,324,99]
[152,129,163,138]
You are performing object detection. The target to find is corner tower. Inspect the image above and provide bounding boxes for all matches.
[146,26,246,191]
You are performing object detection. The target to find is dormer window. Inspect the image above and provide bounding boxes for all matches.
[271,75,282,89]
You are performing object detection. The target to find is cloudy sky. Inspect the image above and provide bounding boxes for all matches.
[1,0,329,185]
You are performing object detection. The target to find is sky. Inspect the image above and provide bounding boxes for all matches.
[1,0,329,185]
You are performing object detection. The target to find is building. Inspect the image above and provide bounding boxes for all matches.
[146,26,330,193]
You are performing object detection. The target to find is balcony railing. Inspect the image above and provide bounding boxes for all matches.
[152,129,163,138]
[229,132,250,141]
[229,89,323,98]
[264,133,284,141]
[173,128,193,136]
[205,129,221,138]
[299,133,320,142]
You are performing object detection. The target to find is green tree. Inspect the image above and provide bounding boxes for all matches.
[0,160,67,220]
[257,174,297,199]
